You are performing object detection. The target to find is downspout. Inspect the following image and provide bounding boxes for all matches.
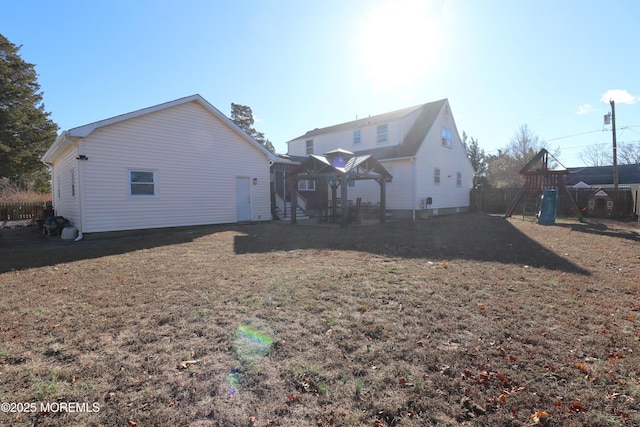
[411,157,417,220]
[75,139,85,240]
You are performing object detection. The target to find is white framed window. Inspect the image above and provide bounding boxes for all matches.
[129,170,157,197]
[70,169,75,198]
[441,128,452,148]
[456,172,462,187]
[298,179,316,191]
[353,129,361,145]
[434,167,440,185]
[607,200,613,209]
[306,140,314,155]
[376,124,388,144]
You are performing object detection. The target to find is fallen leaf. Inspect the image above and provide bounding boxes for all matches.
[575,363,589,373]
[442,261,449,268]
[530,410,549,422]
[176,359,199,369]
[127,421,138,427]
[569,402,586,412]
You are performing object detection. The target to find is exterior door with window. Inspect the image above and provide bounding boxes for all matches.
[236,177,251,222]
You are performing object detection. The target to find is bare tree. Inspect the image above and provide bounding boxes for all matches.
[579,144,611,167]
[618,141,640,165]
[507,124,557,166]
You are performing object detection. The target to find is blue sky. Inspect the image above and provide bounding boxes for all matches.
[2,0,639,166]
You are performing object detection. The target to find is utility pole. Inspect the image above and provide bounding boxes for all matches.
[610,99,618,190]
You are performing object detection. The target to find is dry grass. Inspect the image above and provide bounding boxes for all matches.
[1,214,639,426]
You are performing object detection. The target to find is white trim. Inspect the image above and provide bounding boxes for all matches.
[127,169,158,198]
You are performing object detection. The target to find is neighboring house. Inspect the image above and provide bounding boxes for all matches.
[42,94,276,235]
[565,164,640,189]
[284,99,474,218]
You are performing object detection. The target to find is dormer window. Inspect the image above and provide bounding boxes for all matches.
[353,129,361,145]
[376,124,388,144]
[441,128,452,148]
[306,140,314,155]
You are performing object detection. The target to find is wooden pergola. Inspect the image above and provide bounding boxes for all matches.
[287,149,393,227]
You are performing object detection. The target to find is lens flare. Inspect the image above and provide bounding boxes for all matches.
[233,323,274,365]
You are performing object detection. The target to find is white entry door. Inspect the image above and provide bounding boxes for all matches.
[236,177,251,222]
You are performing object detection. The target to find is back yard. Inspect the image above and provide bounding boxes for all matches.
[1,214,639,426]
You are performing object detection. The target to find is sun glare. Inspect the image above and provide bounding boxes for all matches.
[355,0,444,94]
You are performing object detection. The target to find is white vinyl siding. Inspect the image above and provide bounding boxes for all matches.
[50,144,82,228]
[414,105,474,212]
[287,107,423,156]
[72,101,271,233]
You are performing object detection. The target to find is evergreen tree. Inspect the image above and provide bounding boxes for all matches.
[462,131,489,188]
[0,34,58,191]
[230,103,275,153]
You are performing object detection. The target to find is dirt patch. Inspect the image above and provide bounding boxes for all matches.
[1,214,639,426]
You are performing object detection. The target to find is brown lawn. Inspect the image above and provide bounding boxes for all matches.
[1,214,639,426]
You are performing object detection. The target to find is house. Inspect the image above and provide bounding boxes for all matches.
[565,164,640,189]
[283,99,474,219]
[42,94,276,235]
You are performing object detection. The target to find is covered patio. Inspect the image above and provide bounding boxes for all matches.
[287,149,392,227]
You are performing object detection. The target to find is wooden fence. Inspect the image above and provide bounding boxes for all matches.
[0,201,52,221]
[470,188,634,218]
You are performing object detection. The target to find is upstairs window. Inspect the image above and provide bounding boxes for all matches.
[306,139,314,155]
[434,167,441,185]
[376,124,388,144]
[441,128,452,148]
[456,172,462,187]
[129,170,156,196]
[353,129,361,145]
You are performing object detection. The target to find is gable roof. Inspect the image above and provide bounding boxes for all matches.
[565,164,640,186]
[289,152,393,181]
[288,99,448,160]
[42,94,276,163]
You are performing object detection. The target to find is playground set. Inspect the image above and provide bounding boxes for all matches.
[504,149,584,224]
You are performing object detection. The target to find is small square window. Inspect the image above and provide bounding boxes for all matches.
[129,170,156,196]
[298,179,316,191]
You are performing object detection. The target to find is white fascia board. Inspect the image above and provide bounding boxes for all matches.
[42,132,78,163]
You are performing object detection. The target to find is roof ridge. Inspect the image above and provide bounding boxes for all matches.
[288,99,447,142]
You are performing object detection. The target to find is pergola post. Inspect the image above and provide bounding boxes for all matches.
[290,177,298,224]
[330,182,338,223]
[378,178,387,223]
[340,174,349,227]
